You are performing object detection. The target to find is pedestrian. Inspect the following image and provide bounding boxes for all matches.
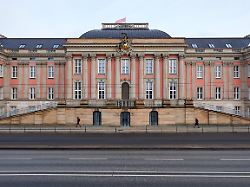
[194,118,200,128]
[76,116,81,127]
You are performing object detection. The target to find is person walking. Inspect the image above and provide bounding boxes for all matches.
[76,116,81,127]
[194,118,200,128]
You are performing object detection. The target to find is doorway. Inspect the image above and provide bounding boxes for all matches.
[120,111,130,127]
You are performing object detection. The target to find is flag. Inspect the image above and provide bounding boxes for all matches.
[115,17,126,23]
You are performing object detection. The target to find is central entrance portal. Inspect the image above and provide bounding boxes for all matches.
[121,82,129,100]
[120,112,130,127]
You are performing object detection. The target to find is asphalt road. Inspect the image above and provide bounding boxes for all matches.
[0,132,250,149]
[0,150,250,186]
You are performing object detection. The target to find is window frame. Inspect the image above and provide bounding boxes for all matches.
[233,65,240,78]
[197,87,203,100]
[145,59,153,75]
[169,81,177,100]
[215,65,222,78]
[121,58,130,74]
[97,59,106,75]
[74,81,82,100]
[48,87,54,100]
[30,66,36,78]
[215,87,221,100]
[0,87,3,100]
[145,80,153,100]
[12,66,18,78]
[234,87,240,100]
[11,87,17,100]
[0,64,3,77]
[74,59,82,74]
[248,64,250,77]
[98,81,105,99]
[234,106,240,115]
[29,87,36,100]
[169,59,177,74]
[196,65,204,78]
[48,66,54,79]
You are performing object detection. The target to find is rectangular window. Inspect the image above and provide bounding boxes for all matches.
[169,59,177,74]
[30,66,36,78]
[215,65,221,78]
[98,59,106,74]
[74,81,82,100]
[169,81,176,100]
[249,88,250,100]
[29,87,35,100]
[234,106,240,115]
[74,59,82,74]
[98,81,105,99]
[215,87,221,100]
[248,64,250,77]
[234,87,240,100]
[11,87,17,100]
[0,87,3,100]
[197,87,203,100]
[12,66,18,78]
[53,44,59,49]
[19,44,26,49]
[145,59,153,74]
[48,87,54,100]
[145,81,153,99]
[0,64,3,77]
[121,59,129,74]
[48,66,54,78]
[196,65,203,78]
[233,66,240,78]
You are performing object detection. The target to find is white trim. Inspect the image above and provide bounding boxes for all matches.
[97,58,106,74]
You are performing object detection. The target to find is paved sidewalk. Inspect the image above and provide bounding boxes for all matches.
[0,124,249,133]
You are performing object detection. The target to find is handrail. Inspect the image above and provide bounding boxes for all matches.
[0,102,57,119]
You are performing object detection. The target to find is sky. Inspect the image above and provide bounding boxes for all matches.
[1,0,250,38]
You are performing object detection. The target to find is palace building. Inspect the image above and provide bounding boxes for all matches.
[0,23,250,126]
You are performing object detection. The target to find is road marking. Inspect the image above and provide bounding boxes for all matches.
[68,158,108,160]
[0,174,249,178]
[144,158,184,161]
[220,158,250,161]
[0,158,32,160]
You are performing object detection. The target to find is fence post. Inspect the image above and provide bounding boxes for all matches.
[202,124,204,134]
[85,126,86,133]
[248,125,249,133]
[232,125,234,133]
[176,124,177,133]
[146,125,147,133]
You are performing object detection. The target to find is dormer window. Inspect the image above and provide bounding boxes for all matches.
[19,44,26,49]
[53,44,59,49]
[192,44,198,48]
[208,43,215,48]
[36,44,43,49]
[248,43,250,47]
[226,43,232,48]
[0,44,3,48]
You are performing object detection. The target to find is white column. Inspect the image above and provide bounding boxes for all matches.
[91,55,96,99]
[83,56,88,99]
[223,62,227,100]
[179,55,185,99]
[192,62,196,100]
[155,56,160,99]
[131,56,136,99]
[66,57,72,99]
[115,56,120,99]
[139,56,144,99]
[228,62,233,100]
[204,61,210,100]
[163,56,168,99]
[107,56,112,99]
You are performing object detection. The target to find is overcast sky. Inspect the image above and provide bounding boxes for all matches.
[1,0,250,38]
